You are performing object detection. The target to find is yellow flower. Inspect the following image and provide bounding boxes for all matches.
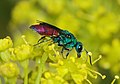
[0,36,13,52]
[14,44,33,61]
[0,62,19,78]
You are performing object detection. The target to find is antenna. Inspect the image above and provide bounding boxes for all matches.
[84,49,92,65]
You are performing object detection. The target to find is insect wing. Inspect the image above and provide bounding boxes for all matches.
[30,22,62,36]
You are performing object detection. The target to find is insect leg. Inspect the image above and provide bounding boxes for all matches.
[62,41,74,58]
[34,38,51,46]
[61,47,64,53]
[59,40,74,58]
[38,36,46,43]
[66,49,73,58]
[34,40,44,46]
[48,37,57,46]
[61,46,70,58]
[61,47,66,58]
[34,36,46,46]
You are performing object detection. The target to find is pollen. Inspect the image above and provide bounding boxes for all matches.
[44,72,51,78]
[115,75,119,79]
[58,60,64,65]
[70,57,75,63]
[111,75,119,84]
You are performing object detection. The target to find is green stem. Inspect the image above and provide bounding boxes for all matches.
[24,66,28,84]
[4,77,7,84]
[85,78,92,84]
[8,77,17,84]
[3,77,17,84]
[20,59,29,84]
[35,61,43,84]
[0,78,1,84]
[35,53,48,84]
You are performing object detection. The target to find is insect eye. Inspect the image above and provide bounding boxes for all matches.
[75,42,83,53]
[78,45,82,52]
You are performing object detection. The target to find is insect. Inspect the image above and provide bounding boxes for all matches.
[30,21,92,65]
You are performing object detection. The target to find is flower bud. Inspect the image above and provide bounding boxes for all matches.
[14,44,33,61]
[0,36,13,52]
[0,62,19,78]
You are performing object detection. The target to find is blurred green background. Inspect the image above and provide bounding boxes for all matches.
[0,0,120,84]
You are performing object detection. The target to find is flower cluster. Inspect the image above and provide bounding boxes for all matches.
[0,36,111,84]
